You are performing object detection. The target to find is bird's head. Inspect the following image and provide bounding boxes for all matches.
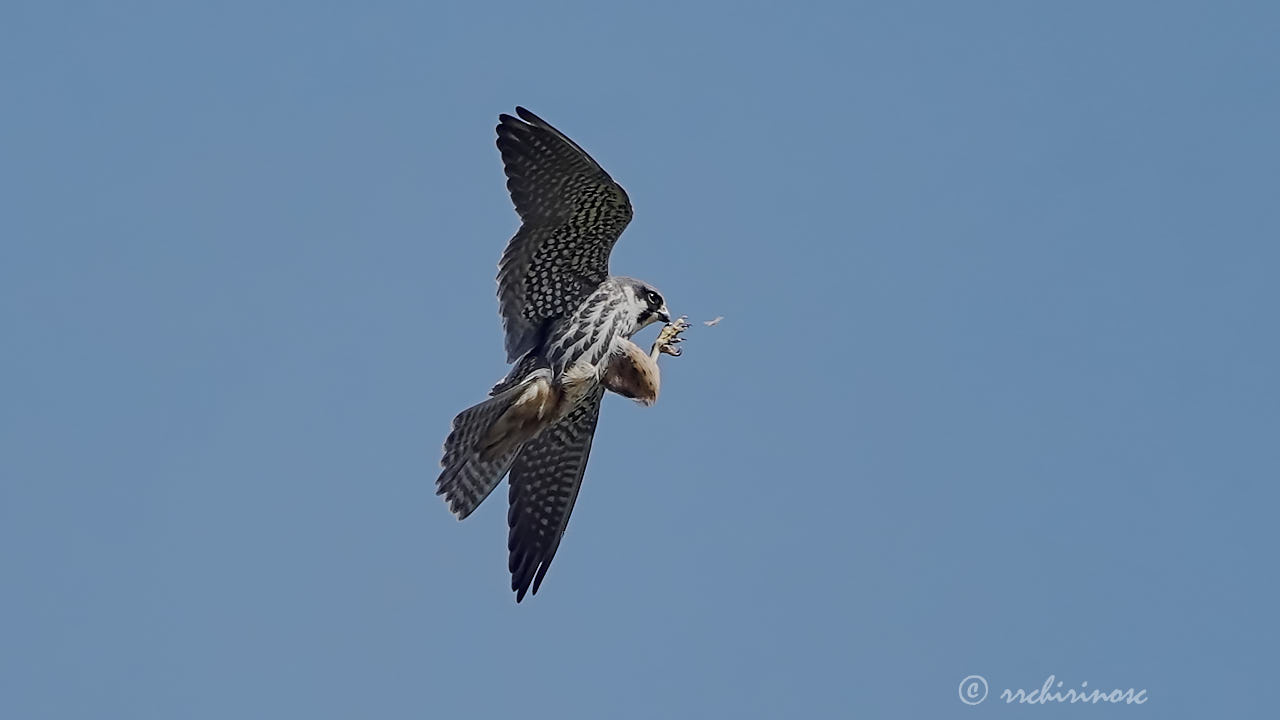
[621,278,670,335]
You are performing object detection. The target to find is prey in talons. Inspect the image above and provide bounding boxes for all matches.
[598,314,690,408]
[653,315,691,357]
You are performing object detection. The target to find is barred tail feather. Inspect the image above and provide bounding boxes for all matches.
[437,369,553,519]
[437,389,524,520]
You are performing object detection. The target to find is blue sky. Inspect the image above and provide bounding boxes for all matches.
[3,2,1277,718]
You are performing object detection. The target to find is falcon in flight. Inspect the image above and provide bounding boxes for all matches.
[436,107,689,602]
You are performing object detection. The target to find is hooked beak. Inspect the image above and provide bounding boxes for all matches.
[656,306,671,324]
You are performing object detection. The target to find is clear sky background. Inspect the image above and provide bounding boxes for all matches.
[3,2,1277,718]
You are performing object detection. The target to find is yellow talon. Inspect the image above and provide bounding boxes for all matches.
[653,316,691,357]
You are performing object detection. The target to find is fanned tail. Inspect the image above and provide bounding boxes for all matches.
[436,369,551,519]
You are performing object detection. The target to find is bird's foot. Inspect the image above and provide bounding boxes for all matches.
[654,316,691,357]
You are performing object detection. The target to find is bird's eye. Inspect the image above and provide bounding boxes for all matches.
[645,290,662,306]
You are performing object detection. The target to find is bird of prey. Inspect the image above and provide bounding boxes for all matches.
[436,107,689,602]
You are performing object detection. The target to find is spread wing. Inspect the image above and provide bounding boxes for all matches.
[495,107,634,362]
[506,388,605,602]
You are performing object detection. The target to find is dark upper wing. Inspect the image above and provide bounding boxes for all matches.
[495,107,634,363]
[506,387,605,602]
